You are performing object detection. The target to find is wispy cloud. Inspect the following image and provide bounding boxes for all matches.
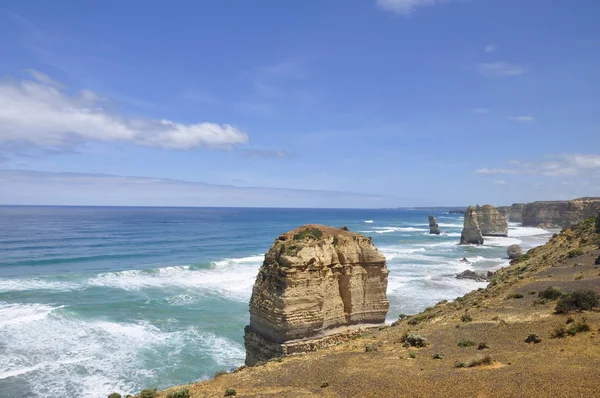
[475,154,600,177]
[376,0,447,15]
[474,62,526,77]
[484,45,497,53]
[509,115,535,122]
[0,72,248,150]
[242,149,294,159]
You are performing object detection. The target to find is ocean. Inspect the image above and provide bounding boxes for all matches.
[0,206,552,398]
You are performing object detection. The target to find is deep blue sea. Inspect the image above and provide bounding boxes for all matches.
[0,206,552,397]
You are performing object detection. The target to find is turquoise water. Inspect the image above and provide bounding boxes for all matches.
[0,206,551,397]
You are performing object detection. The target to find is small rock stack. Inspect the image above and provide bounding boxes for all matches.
[428,215,440,235]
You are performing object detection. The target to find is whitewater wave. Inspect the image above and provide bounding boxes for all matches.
[0,303,64,327]
[508,226,550,237]
[0,278,79,293]
[364,220,373,223]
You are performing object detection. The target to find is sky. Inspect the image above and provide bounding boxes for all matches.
[0,0,599,207]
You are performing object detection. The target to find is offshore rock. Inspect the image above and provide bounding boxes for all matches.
[428,215,440,235]
[476,204,508,236]
[460,206,484,245]
[507,244,523,260]
[244,225,389,366]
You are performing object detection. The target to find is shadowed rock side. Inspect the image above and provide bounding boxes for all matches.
[500,197,600,228]
[428,215,440,235]
[244,225,389,366]
[460,206,484,245]
[476,204,508,236]
[497,203,524,223]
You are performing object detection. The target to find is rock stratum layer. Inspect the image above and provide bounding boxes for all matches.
[476,204,508,236]
[460,206,484,245]
[498,198,600,228]
[244,225,389,366]
[428,215,440,235]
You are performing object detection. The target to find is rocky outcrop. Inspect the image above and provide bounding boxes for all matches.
[521,197,600,228]
[428,215,440,235]
[476,205,508,236]
[455,270,495,282]
[497,204,524,223]
[244,225,389,366]
[460,206,484,245]
[507,244,522,259]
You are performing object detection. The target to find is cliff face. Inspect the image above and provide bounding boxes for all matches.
[244,225,389,365]
[497,203,524,223]
[521,197,600,228]
[476,204,508,236]
[460,206,484,244]
[428,215,440,235]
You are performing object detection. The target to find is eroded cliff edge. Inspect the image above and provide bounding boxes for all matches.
[499,197,600,228]
[244,225,389,365]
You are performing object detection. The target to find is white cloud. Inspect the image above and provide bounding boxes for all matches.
[0,73,248,150]
[376,0,445,15]
[474,62,526,77]
[475,154,600,177]
[484,45,497,53]
[494,180,506,185]
[509,115,535,122]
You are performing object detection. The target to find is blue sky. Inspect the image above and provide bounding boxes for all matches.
[0,0,599,207]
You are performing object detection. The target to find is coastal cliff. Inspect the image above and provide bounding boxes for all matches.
[497,203,524,223]
[154,215,600,398]
[521,197,600,228]
[244,225,389,365]
[476,204,508,236]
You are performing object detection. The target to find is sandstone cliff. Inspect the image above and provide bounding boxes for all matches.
[244,225,389,365]
[428,215,440,235]
[460,206,484,245]
[497,203,524,223]
[521,197,600,228]
[476,204,508,236]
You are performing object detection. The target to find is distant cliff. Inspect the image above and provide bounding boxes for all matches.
[520,197,600,228]
[497,203,524,223]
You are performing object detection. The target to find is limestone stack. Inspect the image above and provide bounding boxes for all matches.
[428,215,440,235]
[244,225,389,366]
[460,206,484,245]
[476,205,508,236]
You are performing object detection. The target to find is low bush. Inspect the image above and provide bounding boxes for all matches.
[458,339,476,347]
[538,287,562,300]
[139,389,158,398]
[402,334,428,348]
[365,344,377,352]
[555,290,599,313]
[524,334,542,344]
[167,389,190,398]
[507,293,524,299]
[293,227,323,241]
[320,381,329,388]
[477,342,489,350]
[567,249,584,258]
[550,326,567,339]
[224,388,237,396]
[108,394,121,398]
[408,352,417,359]
[461,314,472,322]
[455,354,493,368]
[432,353,444,359]
[568,322,591,336]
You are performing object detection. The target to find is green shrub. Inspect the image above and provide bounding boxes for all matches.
[139,389,158,398]
[293,227,323,241]
[167,388,190,398]
[408,352,416,359]
[555,290,599,313]
[567,249,584,258]
[455,354,493,368]
[461,314,472,322]
[507,293,524,299]
[365,344,377,352]
[214,370,228,377]
[224,388,237,396]
[108,394,122,398]
[432,353,444,359]
[568,322,590,336]
[528,291,537,295]
[402,334,428,348]
[524,334,542,344]
[458,339,476,347]
[538,287,562,300]
[320,381,329,388]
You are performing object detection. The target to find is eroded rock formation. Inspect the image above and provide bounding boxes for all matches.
[428,215,440,235]
[497,204,524,223]
[507,244,522,259]
[244,225,389,365]
[460,206,484,245]
[455,270,495,282]
[476,205,508,236]
[520,197,600,228]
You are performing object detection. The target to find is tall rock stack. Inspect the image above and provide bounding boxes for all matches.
[244,225,389,366]
[476,205,508,236]
[460,206,484,245]
[428,215,440,235]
